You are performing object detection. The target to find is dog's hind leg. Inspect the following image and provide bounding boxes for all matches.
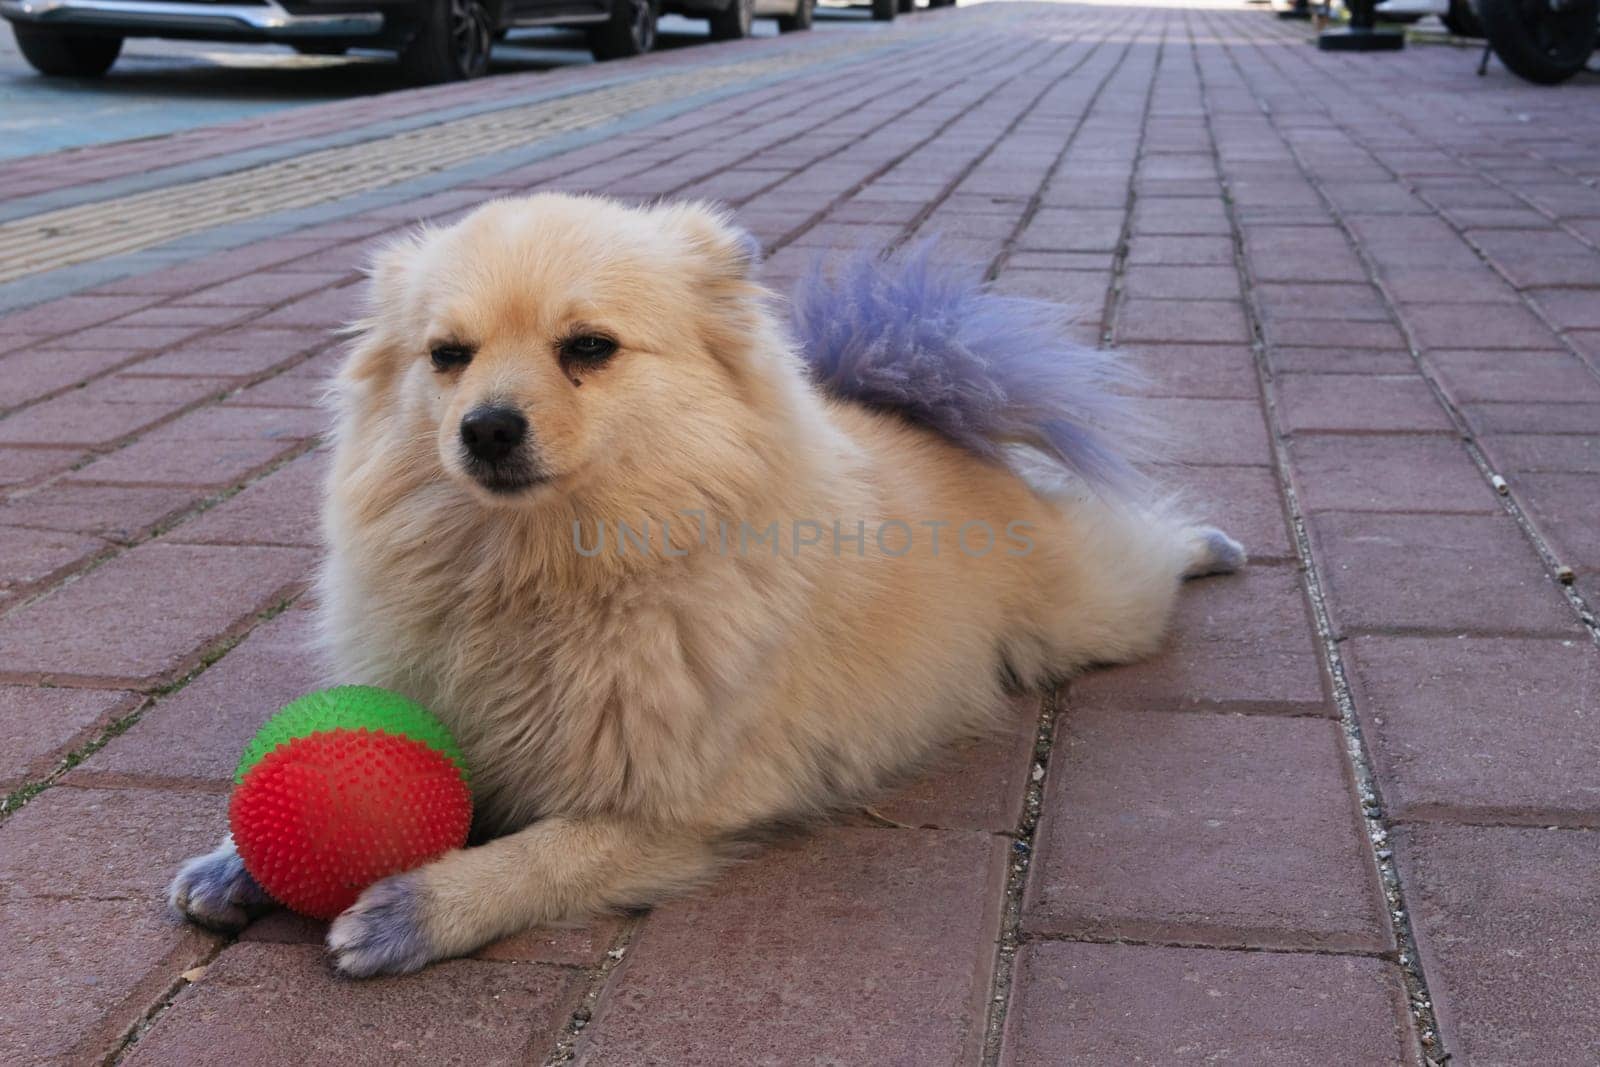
[1013,500,1245,679]
[327,815,721,977]
[1181,524,1247,579]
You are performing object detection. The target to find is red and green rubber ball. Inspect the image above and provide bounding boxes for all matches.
[228,686,473,921]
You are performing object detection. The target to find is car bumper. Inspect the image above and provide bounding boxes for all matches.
[0,0,384,38]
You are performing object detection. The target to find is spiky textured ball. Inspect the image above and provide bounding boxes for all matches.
[228,686,472,921]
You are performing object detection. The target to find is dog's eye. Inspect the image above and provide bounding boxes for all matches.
[430,343,474,370]
[560,334,617,364]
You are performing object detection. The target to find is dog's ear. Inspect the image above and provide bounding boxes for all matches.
[654,201,760,283]
[342,228,436,386]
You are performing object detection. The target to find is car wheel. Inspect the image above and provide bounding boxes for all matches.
[929,0,954,6]
[12,24,122,77]
[1441,0,1484,35]
[589,0,658,58]
[399,0,494,83]
[293,42,350,55]
[898,0,914,12]
[709,0,754,39]
[777,0,814,31]
[871,0,896,19]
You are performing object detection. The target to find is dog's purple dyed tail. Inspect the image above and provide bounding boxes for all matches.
[791,244,1140,490]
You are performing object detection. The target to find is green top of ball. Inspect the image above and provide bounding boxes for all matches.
[235,685,471,785]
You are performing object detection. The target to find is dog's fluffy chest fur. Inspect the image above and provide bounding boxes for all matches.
[321,482,806,835]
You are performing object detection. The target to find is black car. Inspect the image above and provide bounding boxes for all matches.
[1,0,802,83]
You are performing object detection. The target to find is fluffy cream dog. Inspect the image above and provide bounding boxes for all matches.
[169,193,1242,975]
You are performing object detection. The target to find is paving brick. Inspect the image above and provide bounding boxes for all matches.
[473,915,627,967]
[1532,287,1600,330]
[1025,709,1386,949]
[1515,472,1600,569]
[1254,281,1389,321]
[1405,302,1562,351]
[1116,299,1250,344]
[64,435,294,489]
[1134,397,1273,466]
[43,324,202,352]
[0,397,186,447]
[1262,318,1409,350]
[0,446,83,486]
[1162,463,1293,561]
[1265,346,1414,375]
[1481,433,1600,474]
[0,686,133,788]
[247,285,360,329]
[1461,400,1600,435]
[0,785,226,899]
[1287,434,1498,513]
[1425,349,1600,405]
[991,269,1111,311]
[0,524,107,600]
[1122,265,1241,301]
[168,450,326,547]
[0,895,218,1066]
[1016,208,1126,252]
[1276,374,1455,434]
[1309,512,1575,636]
[0,346,136,410]
[870,694,1038,831]
[0,542,314,686]
[128,330,325,378]
[1244,226,1368,282]
[0,484,197,542]
[1394,824,1600,1065]
[79,606,323,784]
[999,943,1417,1067]
[1346,635,1599,824]
[122,943,583,1067]
[0,294,152,336]
[176,273,339,308]
[577,828,1004,1065]
[151,403,327,441]
[1131,343,1258,398]
[1072,565,1325,713]
[1130,197,1230,236]
[1125,235,1236,266]
[112,305,253,329]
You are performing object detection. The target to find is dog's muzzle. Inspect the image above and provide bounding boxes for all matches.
[459,404,544,493]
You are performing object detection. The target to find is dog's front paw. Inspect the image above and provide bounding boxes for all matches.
[327,874,436,978]
[168,836,272,932]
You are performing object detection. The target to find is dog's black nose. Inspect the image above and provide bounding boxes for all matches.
[460,405,527,464]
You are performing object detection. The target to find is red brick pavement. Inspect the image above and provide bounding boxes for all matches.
[2,3,1598,1064]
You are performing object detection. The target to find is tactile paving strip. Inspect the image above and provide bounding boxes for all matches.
[0,39,889,285]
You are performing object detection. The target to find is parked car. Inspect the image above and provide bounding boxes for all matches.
[1271,0,1482,32]
[1374,0,1483,33]
[0,0,805,83]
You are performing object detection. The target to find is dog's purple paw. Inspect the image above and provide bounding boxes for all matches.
[168,836,272,932]
[327,874,434,978]
[1183,525,1247,579]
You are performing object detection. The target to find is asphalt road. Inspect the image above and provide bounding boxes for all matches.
[0,12,866,162]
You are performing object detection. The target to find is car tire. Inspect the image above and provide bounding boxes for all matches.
[589,0,658,58]
[1441,0,1484,35]
[776,0,813,31]
[871,0,896,19]
[1479,0,1597,83]
[398,0,494,83]
[929,0,954,7]
[293,42,350,55]
[709,0,754,39]
[13,24,122,77]
[897,0,915,11]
